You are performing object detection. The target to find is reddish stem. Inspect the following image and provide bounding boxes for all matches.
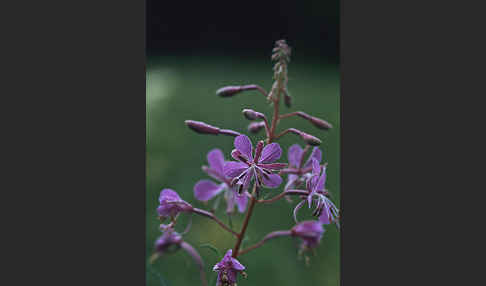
[257,189,309,204]
[237,230,292,256]
[192,208,238,237]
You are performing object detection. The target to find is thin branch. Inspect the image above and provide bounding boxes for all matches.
[273,128,300,140]
[257,189,308,204]
[237,230,292,256]
[192,208,238,237]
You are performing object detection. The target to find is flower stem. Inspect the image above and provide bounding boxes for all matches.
[237,230,292,256]
[192,208,239,237]
[234,60,285,256]
[268,96,280,143]
[257,189,308,204]
[232,184,258,258]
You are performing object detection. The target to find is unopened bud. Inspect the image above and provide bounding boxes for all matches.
[242,109,264,121]
[248,121,265,133]
[216,85,260,97]
[309,117,332,130]
[300,132,322,146]
[185,120,220,135]
[219,129,241,137]
[216,86,242,97]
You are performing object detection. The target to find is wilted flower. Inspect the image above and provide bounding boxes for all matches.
[155,228,183,255]
[213,249,246,286]
[291,220,325,252]
[157,189,193,219]
[224,135,287,192]
[194,149,249,213]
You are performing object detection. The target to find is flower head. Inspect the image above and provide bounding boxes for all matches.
[224,135,287,192]
[213,249,246,286]
[157,189,193,219]
[194,149,249,213]
[304,158,339,226]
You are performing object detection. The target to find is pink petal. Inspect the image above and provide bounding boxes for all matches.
[288,144,304,168]
[225,190,236,213]
[311,158,321,177]
[319,204,332,224]
[241,169,253,189]
[224,161,248,178]
[316,166,327,191]
[262,173,282,188]
[303,147,322,168]
[285,174,299,191]
[159,188,181,203]
[207,149,225,175]
[234,135,253,161]
[235,191,248,213]
[194,180,225,201]
[259,143,282,163]
[231,257,246,270]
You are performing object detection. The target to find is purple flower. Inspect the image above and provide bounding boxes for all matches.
[155,229,183,255]
[194,149,249,213]
[213,249,245,286]
[293,158,339,226]
[157,189,193,218]
[285,144,322,191]
[224,135,287,192]
[291,220,325,251]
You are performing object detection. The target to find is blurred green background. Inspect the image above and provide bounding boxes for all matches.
[146,55,340,286]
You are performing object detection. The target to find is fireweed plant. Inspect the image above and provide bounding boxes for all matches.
[150,40,340,286]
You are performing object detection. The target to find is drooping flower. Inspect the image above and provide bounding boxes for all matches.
[293,158,339,227]
[193,148,249,213]
[224,135,287,192]
[291,220,325,251]
[284,144,322,191]
[213,249,246,286]
[155,228,183,255]
[157,189,193,219]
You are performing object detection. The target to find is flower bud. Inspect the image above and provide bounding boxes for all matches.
[185,120,220,135]
[242,109,264,121]
[248,121,265,133]
[216,85,259,97]
[309,117,332,130]
[219,129,241,137]
[216,86,242,97]
[300,132,322,146]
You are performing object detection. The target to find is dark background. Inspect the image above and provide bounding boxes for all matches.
[2,0,477,285]
[146,0,339,61]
